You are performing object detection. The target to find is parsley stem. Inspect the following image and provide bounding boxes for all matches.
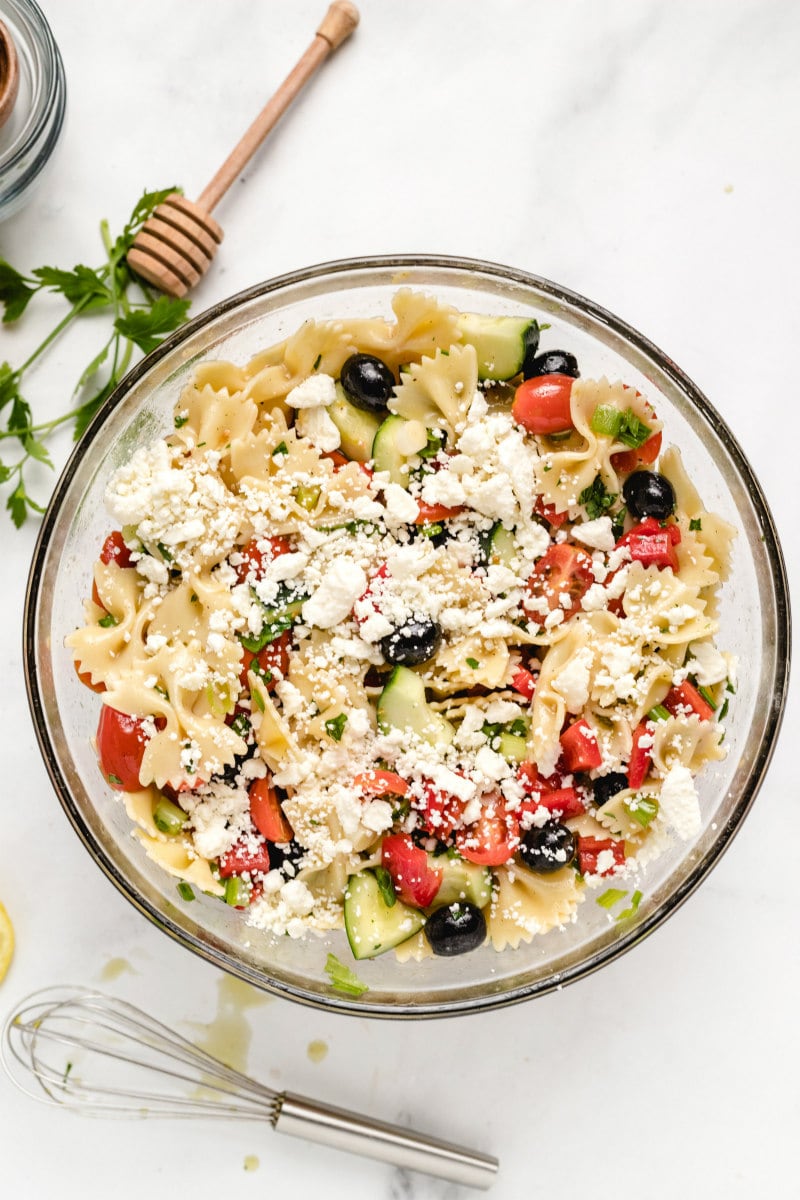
[17,294,95,376]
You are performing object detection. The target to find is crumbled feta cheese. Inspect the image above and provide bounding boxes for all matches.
[302,560,368,629]
[659,765,701,839]
[571,516,615,551]
[688,641,729,686]
[295,405,341,452]
[285,374,337,408]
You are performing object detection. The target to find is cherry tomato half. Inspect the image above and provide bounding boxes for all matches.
[414,501,465,525]
[381,834,442,908]
[96,705,151,791]
[219,837,273,879]
[456,795,520,866]
[249,777,293,842]
[100,531,134,569]
[512,374,575,435]
[413,781,466,839]
[240,630,291,692]
[353,770,410,798]
[611,430,663,475]
[234,536,293,584]
[525,543,594,620]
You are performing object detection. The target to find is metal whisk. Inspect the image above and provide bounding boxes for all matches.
[2,987,498,1190]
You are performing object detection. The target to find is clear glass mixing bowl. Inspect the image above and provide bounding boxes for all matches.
[24,256,791,1017]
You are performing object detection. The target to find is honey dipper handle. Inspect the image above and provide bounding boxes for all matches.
[196,2,359,213]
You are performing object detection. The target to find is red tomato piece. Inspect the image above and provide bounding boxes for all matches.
[413,781,466,839]
[96,705,151,791]
[240,630,291,692]
[533,496,569,527]
[611,430,663,474]
[534,787,586,820]
[381,834,442,908]
[322,450,350,470]
[234,535,293,584]
[456,795,521,866]
[512,374,575,435]
[525,543,594,620]
[249,777,293,842]
[577,836,626,876]
[414,501,465,525]
[75,660,106,694]
[353,770,410,798]
[663,680,714,721]
[516,763,585,819]
[627,720,654,789]
[510,666,537,701]
[617,517,680,571]
[219,837,273,878]
[100,530,134,569]
[559,719,602,772]
[353,562,390,625]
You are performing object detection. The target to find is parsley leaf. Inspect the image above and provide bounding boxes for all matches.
[325,713,348,742]
[33,265,112,311]
[115,296,191,354]
[466,657,480,669]
[616,409,652,450]
[374,866,397,908]
[689,517,702,531]
[579,475,617,520]
[0,261,36,323]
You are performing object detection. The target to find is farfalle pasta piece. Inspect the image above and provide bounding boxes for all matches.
[391,343,478,431]
[132,830,224,897]
[660,446,736,583]
[345,289,462,373]
[650,712,726,774]
[487,864,584,951]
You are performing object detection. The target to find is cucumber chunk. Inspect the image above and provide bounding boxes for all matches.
[377,666,455,746]
[481,522,518,569]
[328,383,382,462]
[432,854,492,909]
[372,414,411,486]
[496,731,528,763]
[458,313,540,381]
[344,870,424,959]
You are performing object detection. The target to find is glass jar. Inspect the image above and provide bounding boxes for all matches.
[0,0,65,222]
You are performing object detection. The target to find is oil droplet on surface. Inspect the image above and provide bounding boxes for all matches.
[190,975,270,1075]
[307,1039,328,1063]
[243,1155,259,1172]
[99,957,135,982]
[724,184,734,193]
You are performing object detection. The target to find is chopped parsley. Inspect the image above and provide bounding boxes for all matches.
[230,712,251,738]
[689,517,703,531]
[418,429,446,459]
[312,353,322,371]
[324,952,368,996]
[98,612,119,628]
[374,866,397,908]
[616,408,652,449]
[107,773,123,786]
[156,541,173,562]
[177,881,195,902]
[324,713,348,742]
[174,413,189,428]
[578,475,617,520]
[466,657,480,669]
[272,441,288,457]
[251,688,265,713]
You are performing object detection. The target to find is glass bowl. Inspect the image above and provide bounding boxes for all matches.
[24,256,791,1018]
[0,0,66,221]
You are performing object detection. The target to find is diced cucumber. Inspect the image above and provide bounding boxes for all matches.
[377,666,455,746]
[371,414,411,486]
[344,870,425,959]
[328,383,382,462]
[496,731,528,763]
[241,585,308,653]
[481,522,518,569]
[432,854,492,909]
[458,313,540,381]
[294,484,321,510]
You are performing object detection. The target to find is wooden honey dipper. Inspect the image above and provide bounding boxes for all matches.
[127,2,359,298]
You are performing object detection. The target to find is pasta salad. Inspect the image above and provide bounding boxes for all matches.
[68,290,737,962]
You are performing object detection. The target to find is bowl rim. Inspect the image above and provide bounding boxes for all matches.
[23,254,792,1018]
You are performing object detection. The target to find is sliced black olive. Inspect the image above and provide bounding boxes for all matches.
[340,353,395,413]
[380,617,442,667]
[592,771,629,807]
[518,822,576,873]
[622,470,676,520]
[267,838,305,873]
[523,350,580,381]
[424,902,486,956]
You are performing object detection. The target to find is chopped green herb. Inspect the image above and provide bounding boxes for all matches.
[63,1061,73,1083]
[312,354,322,371]
[230,712,251,738]
[466,657,480,669]
[616,890,643,921]
[224,877,251,907]
[689,517,703,531]
[251,688,265,713]
[418,429,446,459]
[419,522,443,539]
[272,441,288,457]
[578,475,617,520]
[190,592,198,603]
[374,866,397,908]
[177,881,195,902]
[596,888,628,909]
[294,483,321,511]
[647,704,670,722]
[718,698,729,721]
[625,795,659,828]
[156,541,173,562]
[726,679,736,694]
[174,413,189,428]
[616,408,652,449]
[153,683,169,699]
[325,713,348,742]
[107,773,123,786]
[98,612,119,628]
[696,683,718,710]
[542,463,552,472]
[324,952,368,996]
[507,718,530,738]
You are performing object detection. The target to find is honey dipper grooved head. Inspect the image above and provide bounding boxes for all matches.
[127,194,224,298]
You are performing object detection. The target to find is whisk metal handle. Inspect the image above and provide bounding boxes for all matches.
[275,1091,499,1190]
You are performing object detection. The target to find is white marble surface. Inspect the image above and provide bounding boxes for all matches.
[0,1,798,1195]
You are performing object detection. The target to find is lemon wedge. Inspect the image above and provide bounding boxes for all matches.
[0,901,14,983]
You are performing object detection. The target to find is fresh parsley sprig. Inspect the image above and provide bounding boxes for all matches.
[0,187,190,527]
